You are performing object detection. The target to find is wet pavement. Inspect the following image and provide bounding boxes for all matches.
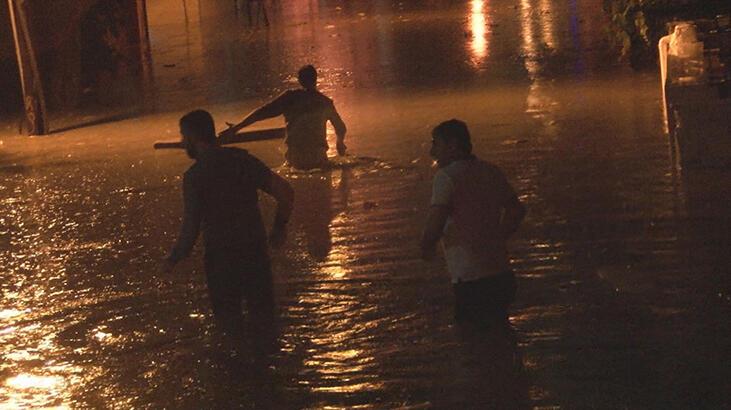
[1,0,730,408]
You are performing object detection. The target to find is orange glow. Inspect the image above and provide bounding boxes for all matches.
[468,0,491,67]
[0,309,27,320]
[520,0,538,76]
[6,374,62,390]
[539,0,556,49]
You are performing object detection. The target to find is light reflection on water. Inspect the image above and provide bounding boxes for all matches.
[467,0,491,68]
[4,374,70,409]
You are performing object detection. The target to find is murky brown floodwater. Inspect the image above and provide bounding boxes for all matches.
[1,0,730,408]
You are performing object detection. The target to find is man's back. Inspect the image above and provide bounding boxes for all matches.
[185,147,272,258]
[275,89,339,149]
[433,157,519,279]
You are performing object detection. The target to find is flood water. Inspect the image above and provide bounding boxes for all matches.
[1,0,730,408]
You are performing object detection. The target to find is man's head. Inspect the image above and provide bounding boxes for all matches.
[430,119,473,167]
[179,110,217,159]
[297,65,317,90]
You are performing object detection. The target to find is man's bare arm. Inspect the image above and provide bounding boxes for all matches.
[329,107,347,155]
[165,175,202,270]
[420,205,450,260]
[226,94,288,135]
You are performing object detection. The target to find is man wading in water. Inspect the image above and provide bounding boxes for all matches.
[222,65,347,170]
[421,119,526,330]
[164,110,294,331]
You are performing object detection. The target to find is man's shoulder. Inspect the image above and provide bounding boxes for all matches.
[222,147,272,173]
[452,157,502,175]
[184,162,200,177]
[269,90,296,106]
[441,158,507,186]
[317,92,334,106]
[432,167,454,190]
[474,158,502,174]
[440,159,472,178]
[182,162,203,187]
[279,89,297,98]
[221,146,251,158]
[292,89,333,105]
[315,90,333,103]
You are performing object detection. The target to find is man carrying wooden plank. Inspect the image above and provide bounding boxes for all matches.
[221,65,347,170]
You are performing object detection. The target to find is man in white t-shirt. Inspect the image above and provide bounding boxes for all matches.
[421,119,526,327]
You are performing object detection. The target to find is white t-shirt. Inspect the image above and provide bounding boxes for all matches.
[431,158,517,283]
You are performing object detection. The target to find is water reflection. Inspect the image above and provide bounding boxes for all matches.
[467,0,491,68]
[285,167,387,395]
[539,0,557,49]
[519,0,561,139]
[288,168,349,263]
[4,374,68,409]
[519,0,539,80]
[1,321,83,409]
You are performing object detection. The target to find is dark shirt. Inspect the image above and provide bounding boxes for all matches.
[261,89,346,150]
[168,147,274,263]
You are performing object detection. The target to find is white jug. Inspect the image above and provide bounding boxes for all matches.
[668,23,701,59]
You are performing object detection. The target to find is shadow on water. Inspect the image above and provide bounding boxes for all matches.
[281,156,414,262]
[447,325,530,409]
[308,173,344,260]
[283,165,352,262]
[658,166,731,407]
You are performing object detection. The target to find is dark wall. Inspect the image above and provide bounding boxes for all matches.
[27,0,145,111]
[2,0,146,118]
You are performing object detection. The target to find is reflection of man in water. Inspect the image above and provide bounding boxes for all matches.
[421,119,526,328]
[291,169,350,261]
[164,110,294,327]
[223,65,347,170]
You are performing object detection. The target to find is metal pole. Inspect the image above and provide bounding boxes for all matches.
[136,0,154,112]
[7,0,48,135]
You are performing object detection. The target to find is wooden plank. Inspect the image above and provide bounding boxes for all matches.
[153,127,285,149]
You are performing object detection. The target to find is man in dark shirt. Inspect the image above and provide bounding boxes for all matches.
[222,65,347,170]
[164,110,294,326]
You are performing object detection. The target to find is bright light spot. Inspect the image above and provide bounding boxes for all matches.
[520,0,537,76]
[468,0,490,66]
[6,374,62,390]
[6,349,39,361]
[539,0,556,49]
[311,381,383,393]
[321,349,362,361]
[94,331,110,341]
[0,309,28,320]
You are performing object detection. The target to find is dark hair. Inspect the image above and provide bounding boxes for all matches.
[179,109,216,144]
[432,119,472,154]
[297,65,317,88]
